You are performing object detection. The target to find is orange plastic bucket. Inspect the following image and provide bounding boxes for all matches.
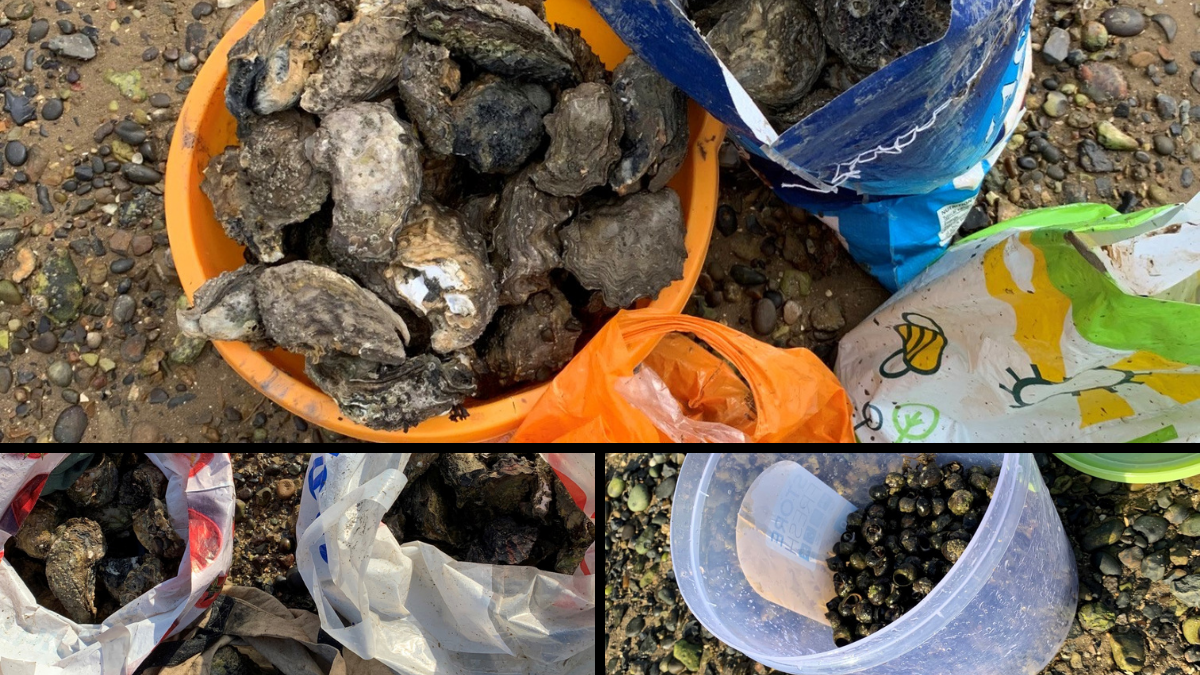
[165,0,724,442]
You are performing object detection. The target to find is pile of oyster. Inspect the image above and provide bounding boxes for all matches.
[689,0,952,131]
[385,453,594,574]
[180,0,691,431]
[5,454,182,624]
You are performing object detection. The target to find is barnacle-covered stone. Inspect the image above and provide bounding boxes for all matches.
[554,24,606,83]
[100,555,165,607]
[305,352,476,430]
[225,0,350,126]
[45,518,106,624]
[706,0,825,112]
[396,40,461,157]
[133,498,185,559]
[414,0,576,84]
[256,261,411,365]
[385,202,498,353]
[14,500,60,559]
[305,101,423,262]
[451,77,548,175]
[532,82,624,197]
[479,287,580,388]
[821,0,946,73]
[177,264,267,345]
[608,55,690,195]
[561,188,685,307]
[492,168,574,305]
[66,454,118,509]
[300,0,415,114]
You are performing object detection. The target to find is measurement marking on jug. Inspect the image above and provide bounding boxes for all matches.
[768,478,831,563]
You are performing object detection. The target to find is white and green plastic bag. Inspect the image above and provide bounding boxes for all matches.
[838,195,1200,443]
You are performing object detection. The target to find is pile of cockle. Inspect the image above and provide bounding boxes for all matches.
[824,457,997,645]
[689,0,952,131]
[179,0,691,431]
[383,453,594,574]
[5,454,183,624]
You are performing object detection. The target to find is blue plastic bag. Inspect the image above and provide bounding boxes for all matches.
[591,0,1034,290]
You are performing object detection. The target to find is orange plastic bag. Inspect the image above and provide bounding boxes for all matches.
[510,310,855,443]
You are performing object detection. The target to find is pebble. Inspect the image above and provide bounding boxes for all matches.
[0,366,10,393]
[1118,546,1143,569]
[4,90,35,126]
[115,120,147,145]
[1183,168,1195,189]
[177,51,198,72]
[1154,135,1176,156]
[1173,575,1200,607]
[1082,21,1108,51]
[673,641,701,672]
[276,478,296,499]
[121,163,162,184]
[627,484,650,512]
[149,93,171,108]
[1193,69,1200,97]
[716,204,737,237]
[121,333,147,362]
[1111,631,1146,673]
[1042,91,1069,118]
[4,141,25,167]
[41,98,63,121]
[1041,27,1070,65]
[1141,550,1167,582]
[1079,62,1128,103]
[26,18,46,42]
[607,477,626,498]
[1133,514,1167,543]
[655,586,676,607]
[3,0,32,21]
[110,257,134,274]
[1082,518,1125,550]
[130,422,163,443]
[752,298,776,334]
[1098,122,1139,151]
[1096,551,1122,576]
[625,616,645,637]
[191,1,213,19]
[52,404,88,442]
[112,294,135,323]
[730,264,766,286]
[810,299,845,332]
[1181,513,1200,536]
[0,279,20,305]
[1184,617,1200,645]
[47,360,72,387]
[782,300,802,325]
[1153,14,1178,43]
[1017,156,1037,170]
[29,331,57,353]
[654,477,676,500]
[48,33,95,60]
[1101,6,1145,37]
[0,27,11,51]
[1156,93,1179,121]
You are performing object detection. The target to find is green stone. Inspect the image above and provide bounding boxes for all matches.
[673,640,702,672]
[80,353,98,367]
[1184,617,1200,645]
[30,249,82,326]
[0,279,21,305]
[1097,121,1139,151]
[604,584,613,597]
[0,191,30,219]
[3,1,33,20]
[780,268,812,299]
[169,333,207,364]
[110,139,135,163]
[1081,518,1125,551]
[1042,92,1069,118]
[1078,602,1116,632]
[98,357,116,372]
[1111,631,1145,672]
[1180,513,1200,536]
[607,477,626,498]
[104,69,147,102]
[0,330,8,350]
[627,484,650,512]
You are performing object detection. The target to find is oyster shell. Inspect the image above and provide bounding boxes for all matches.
[305,101,423,262]
[133,497,185,559]
[177,265,267,345]
[385,202,498,354]
[201,148,280,262]
[451,77,548,175]
[492,167,574,305]
[609,55,690,195]
[396,40,461,157]
[414,0,576,84]
[14,500,60,559]
[118,461,169,509]
[706,0,825,111]
[45,518,106,624]
[100,555,164,607]
[554,24,606,84]
[821,0,945,73]
[479,286,580,388]
[300,0,416,114]
[532,82,624,197]
[225,0,350,126]
[305,352,476,430]
[257,260,411,364]
[561,188,685,307]
[65,454,118,509]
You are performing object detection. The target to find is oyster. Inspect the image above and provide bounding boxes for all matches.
[201,148,278,261]
[256,260,411,364]
[396,40,461,157]
[100,556,165,607]
[300,0,416,114]
[305,352,476,430]
[118,461,169,509]
[609,55,690,195]
[14,500,60,559]
[45,518,106,624]
[457,192,499,245]
[133,497,185,559]
[480,287,581,388]
[772,87,838,129]
[397,468,466,546]
[65,454,118,509]
[492,168,574,305]
[305,101,423,262]
[414,0,576,84]
[821,0,946,73]
[554,24,606,84]
[451,77,548,175]
[421,153,463,204]
[532,82,624,198]
[706,0,825,112]
[177,265,267,345]
[385,202,499,354]
[561,188,685,307]
[225,0,350,126]
[437,453,536,513]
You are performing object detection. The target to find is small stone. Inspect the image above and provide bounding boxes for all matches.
[752,298,777,335]
[1042,28,1070,65]
[4,141,25,167]
[0,279,21,305]
[13,248,36,282]
[48,33,96,60]
[191,2,213,19]
[1141,550,1167,581]
[41,98,63,121]
[112,294,135,323]
[114,120,147,145]
[276,479,296,500]
[627,484,650,512]
[1152,14,1178,42]
[52,404,88,442]
[673,640,701,672]
[1172,575,1200,607]
[1183,169,1195,189]
[1078,602,1116,632]
[1157,93,1179,121]
[1097,122,1139,151]
[177,51,197,72]
[1166,503,1190,525]
[625,615,645,637]
[29,331,57,353]
[1096,551,1122,576]
[120,334,147,362]
[30,249,82,325]
[26,18,46,42]
[715,204,737,237]
[1129,51,1157,69]
[149,93,170,108]
[1133,514,1168,543]
[1079,63,1128,103]
[130,234,153,256]
[1042,91,1069,118]
[121,163,161,184]
[607,477,626,498]
[655,477,676,500]
[130,422,162,443]
[730,264,766,286]
[47,360,72,387]
[3,1,33,21]
[1184,617,1200,645]
[810,299,845,332]
[1154,135,1176,156]
[0,191,30,219]
[1180,513,1200,536]
[1082,518,1125,551]
[0,367,9,393]
[1111,631,1145,672]
[1149,185,1172,205]
[1118,546,1144,569]
[1102,7,1145,37]
[782,300,802,325]
[1082,21,1109,51]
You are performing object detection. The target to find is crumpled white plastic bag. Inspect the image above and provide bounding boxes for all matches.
[0,453,235,675]
[296,453,595,675]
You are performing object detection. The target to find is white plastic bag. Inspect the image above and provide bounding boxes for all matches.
[0,453,235,674]
[296,453,595,675]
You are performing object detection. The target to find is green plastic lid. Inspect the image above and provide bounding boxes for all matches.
[1055,453,1200,483]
